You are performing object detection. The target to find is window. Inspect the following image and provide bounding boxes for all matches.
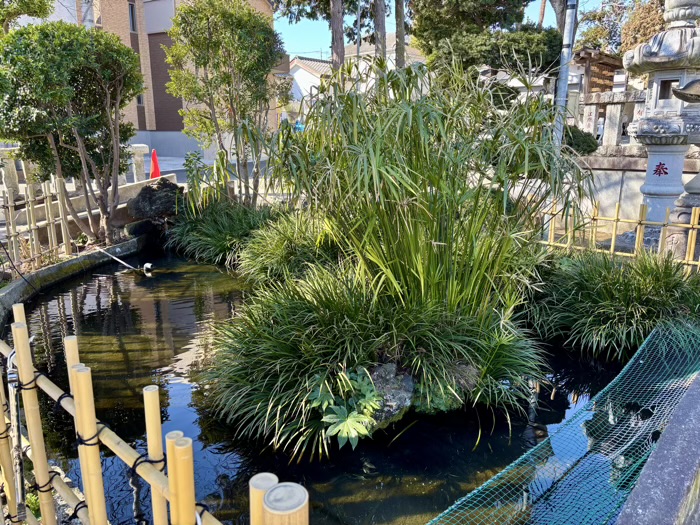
[659,79,679,100]
[136,94,144,106]
[128,2,137,32]
[94,0,102,26]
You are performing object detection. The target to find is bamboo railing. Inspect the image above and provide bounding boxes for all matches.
[539,201,700,269]
[0,303,309,525]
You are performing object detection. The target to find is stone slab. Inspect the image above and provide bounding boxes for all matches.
[617,375,700,525]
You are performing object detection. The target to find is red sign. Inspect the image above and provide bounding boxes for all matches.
[653,162,669,177]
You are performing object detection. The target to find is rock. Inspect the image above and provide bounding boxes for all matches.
[127,178,183,219]
[370,363,414,428]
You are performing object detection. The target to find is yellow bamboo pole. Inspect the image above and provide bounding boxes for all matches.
[143,386,168,525]
[609,202,621,255]
[547,200,557,246]
[25,182,41,269]
[263,483,309,525]
[3,413,90,525]
[72,365,108,525]
[589,202,599,250]
[0,341,230,525]
[166,430,184,525]
[7,187,20,262]
[659,207,671,254]
[635,204,648,255]
[11,322,58,525]
[174,437,196,525]
[56,178,73,255]
[0,373,18,522]
[12,303,26,325]
[249,473,279,525]
[43,181,58,257]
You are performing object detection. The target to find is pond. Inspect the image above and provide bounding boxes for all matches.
[7,251,621,525]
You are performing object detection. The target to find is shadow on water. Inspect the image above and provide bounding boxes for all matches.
[5,251,616,525]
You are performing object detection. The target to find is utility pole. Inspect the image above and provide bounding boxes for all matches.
[356,0,361,58]
[553,0,578,148]
[82,0,94,27]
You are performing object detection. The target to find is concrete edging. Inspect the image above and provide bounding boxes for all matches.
[617,375,700,525]
[0,235,148,329]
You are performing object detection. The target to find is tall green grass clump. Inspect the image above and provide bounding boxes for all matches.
[528,250,700,361]
[238,212,340,283]
[208,59,593,458]
[167,150,275,267]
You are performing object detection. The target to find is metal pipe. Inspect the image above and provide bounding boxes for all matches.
[554,0,579,148]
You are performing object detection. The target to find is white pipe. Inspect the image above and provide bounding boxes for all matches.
[554,0,578,148]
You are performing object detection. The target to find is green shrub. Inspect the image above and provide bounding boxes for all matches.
[528,250,700,361]
[166,200,274,267]
[238,212,340,284]
[565,125,598,156]
[208,263,545,459]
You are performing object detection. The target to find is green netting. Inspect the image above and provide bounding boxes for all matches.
[428,324,700,525]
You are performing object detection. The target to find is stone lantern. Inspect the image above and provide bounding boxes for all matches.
[623,0,700,222]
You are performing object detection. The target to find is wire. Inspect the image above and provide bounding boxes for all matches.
[0,238,40,295]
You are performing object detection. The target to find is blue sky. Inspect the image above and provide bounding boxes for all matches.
[276,0,600,60]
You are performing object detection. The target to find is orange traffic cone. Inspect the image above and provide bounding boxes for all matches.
[150,149,161,179]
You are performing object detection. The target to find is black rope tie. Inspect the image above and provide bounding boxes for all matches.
[134,513,148,525]
[196,503,210,517]
[18,372,47,392]
[53,392,73,414]
[6,513,21,524]
[130,451,166,477]
[76,425,107,447]
[33,471,60,493]
[67,500,88,521]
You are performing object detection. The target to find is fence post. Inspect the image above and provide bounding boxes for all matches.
[6,187,20,263]
[174,437,196,525]
[11,321,58,525]
[0,373,18,522]
[263,482,309,525]
[249,473,279,525]
[25,182,41,269]
[72,365,108,525]
[56,177,73,255]
[143,386,168,525]
[63,336,94,515]
[609,202,621,255]
[684,208,700,273]
[43,181,58,258]
[635,204,648,255]
[589,202,600,250]
[166,430,184,525]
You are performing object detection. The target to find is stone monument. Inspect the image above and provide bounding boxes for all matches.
[623,0,700,222]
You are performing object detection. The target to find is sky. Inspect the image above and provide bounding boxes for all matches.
[276,0,602,60]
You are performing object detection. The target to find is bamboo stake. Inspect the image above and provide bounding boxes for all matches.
[0,340,226,525]
[72,365,108,525]
[25,182,41,269]
[56,177,73,255]
[609,202,621,255]
[7,187,19,262]
[0,373,18,522]
[634,204,648,255]
[565,208,574,252]
[43,181,58,258]
[547,200,557,246]
[12,303,25,325]
[263,483,309,525]
[2,412,91,525]
[174,437,196,525]
[11,322,58,525]
[684,208,700,274]
[658,207,671,255]
[249,473,279,525]
[590,202,599,250]
[63,335,93,517]
[166,431,184,525]
[144,386,168,525]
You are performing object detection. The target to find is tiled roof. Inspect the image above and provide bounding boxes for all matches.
[290,56,333,77]
[344,33,424,64]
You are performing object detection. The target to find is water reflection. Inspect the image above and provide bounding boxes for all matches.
[9,253,601,525]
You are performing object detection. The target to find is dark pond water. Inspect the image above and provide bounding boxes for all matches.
[8,251,621,525]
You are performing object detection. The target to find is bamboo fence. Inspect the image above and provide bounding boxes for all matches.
[539,201,700,269]
[0,303,309,525]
